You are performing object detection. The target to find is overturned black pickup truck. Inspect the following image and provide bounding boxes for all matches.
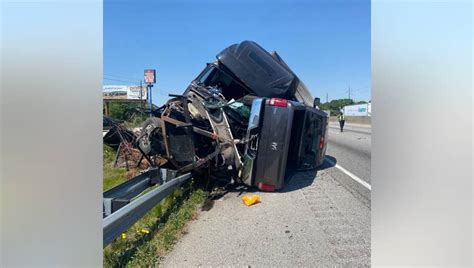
[135,41,328,191]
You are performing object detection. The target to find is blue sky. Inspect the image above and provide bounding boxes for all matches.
[104,0,370,105]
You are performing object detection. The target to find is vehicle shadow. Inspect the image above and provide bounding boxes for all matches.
[213,155,338,196]
[319,155,337,170]
[280,155,337,193]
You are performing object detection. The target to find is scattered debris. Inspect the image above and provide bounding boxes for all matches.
[241,194,261,206]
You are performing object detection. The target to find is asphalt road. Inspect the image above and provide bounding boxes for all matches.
[326,122,372,199]
[162,123,371,267]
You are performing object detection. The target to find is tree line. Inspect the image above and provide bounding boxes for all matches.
[319,99,369,116]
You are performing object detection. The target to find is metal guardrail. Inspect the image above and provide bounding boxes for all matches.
[103,169,159,217]
[103,170,192,247]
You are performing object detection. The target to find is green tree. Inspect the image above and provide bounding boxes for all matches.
[320,98,354,116]
[106,102,149,127]
[108,103,145,121]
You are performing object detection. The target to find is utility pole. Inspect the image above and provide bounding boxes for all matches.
[139,80,142,100]
[326,93,328,103]
[140,80,147,109]
[139,80,143,108]
[348,86,351,100]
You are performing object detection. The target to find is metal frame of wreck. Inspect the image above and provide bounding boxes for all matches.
[103,93,235,247]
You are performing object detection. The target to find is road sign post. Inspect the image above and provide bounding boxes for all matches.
[144,69,156,117]
[148,84,153,116]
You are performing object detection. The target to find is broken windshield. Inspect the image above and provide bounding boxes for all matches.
[197,65,248,101]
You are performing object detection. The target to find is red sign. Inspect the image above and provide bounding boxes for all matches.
[144,69,156,84]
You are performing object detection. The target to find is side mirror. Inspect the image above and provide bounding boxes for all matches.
[313,97,321,108]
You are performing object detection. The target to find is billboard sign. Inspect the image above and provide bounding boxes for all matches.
[127,85,147,100]
[103,85,128,99]
[343,103,369,116]
[103,85,147,100]
[144,69,156,84]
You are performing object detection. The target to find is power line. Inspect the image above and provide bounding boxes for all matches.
[351,86,370,93]
[103,77,139,84]
[332,90,350,99]
[104,73,141,81]
[325,84,370,100]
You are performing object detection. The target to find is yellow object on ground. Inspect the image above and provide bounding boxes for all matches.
[241,194,261,206]
[140,229,150,234]
[121,233,126,239]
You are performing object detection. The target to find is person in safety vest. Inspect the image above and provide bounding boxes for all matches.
[337,112,345,132]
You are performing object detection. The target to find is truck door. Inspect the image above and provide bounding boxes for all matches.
[241,98,264,186]
[297,110,323,170]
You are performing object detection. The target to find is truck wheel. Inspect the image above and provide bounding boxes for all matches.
[138,117,166,156]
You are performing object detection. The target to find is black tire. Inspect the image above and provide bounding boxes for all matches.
[138,117,166,155]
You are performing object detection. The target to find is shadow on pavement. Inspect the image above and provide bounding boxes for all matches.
[209,155,339,197]
[280,155,337,193]
[319,155,337,170]
[280,169,318,193]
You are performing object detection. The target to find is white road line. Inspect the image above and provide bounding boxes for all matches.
[325,157,372,191]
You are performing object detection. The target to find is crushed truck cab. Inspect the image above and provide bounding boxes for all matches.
[131,40,328,191]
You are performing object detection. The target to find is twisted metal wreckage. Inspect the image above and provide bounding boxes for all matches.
[104,41,329,192]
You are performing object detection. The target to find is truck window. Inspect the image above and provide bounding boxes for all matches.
[198,66,217,85]
[197,65,248,100]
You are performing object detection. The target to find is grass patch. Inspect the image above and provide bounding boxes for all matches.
[103,143,208,267]
[103,186,207,267]
[103,144,128,191]
[125,114,148,128]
